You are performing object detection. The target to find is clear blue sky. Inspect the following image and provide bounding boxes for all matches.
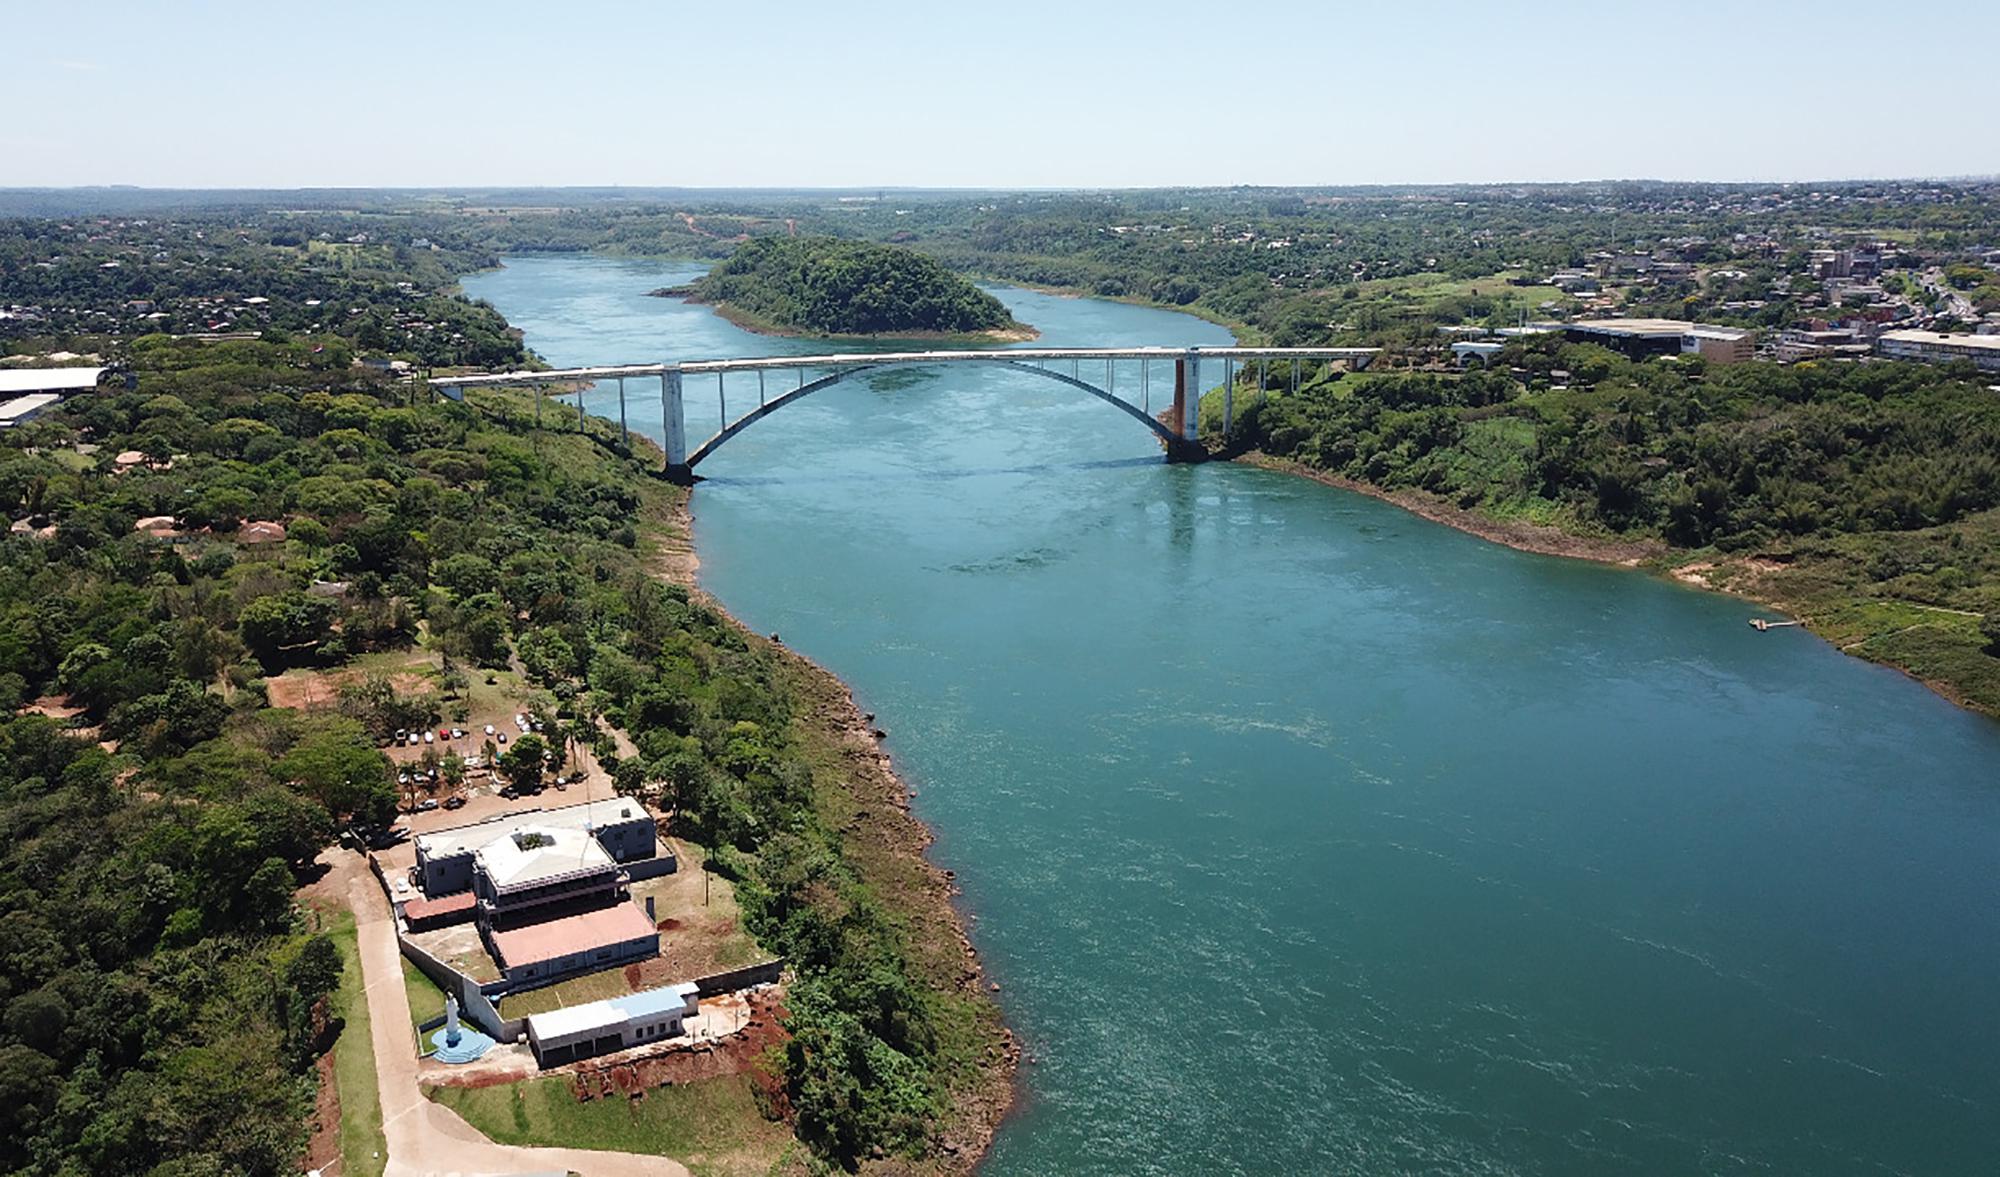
[5,0,1995,188]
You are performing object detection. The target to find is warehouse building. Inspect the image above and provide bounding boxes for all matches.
[1875,330,2000,372]
[0,366,109,428]
[1563,319,1754,364]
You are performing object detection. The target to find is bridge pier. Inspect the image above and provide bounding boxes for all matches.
[1163,352,1207,464]
[661,366,694,484]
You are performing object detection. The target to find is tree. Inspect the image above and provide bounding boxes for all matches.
[237,592,337,669]
[497,732,548,792]
[276,723,395,824]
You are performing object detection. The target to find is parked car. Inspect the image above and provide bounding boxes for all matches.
[450,728,465,739]
[483,724,496,737]
[496,732,507,744]
[443,795,467,810]
[423,730,435,744]
[417,798,439,812]
[406,732,421,746]
[438,727,451,740]
[394,878,410,895]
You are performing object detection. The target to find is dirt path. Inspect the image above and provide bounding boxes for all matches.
[337,850,690,1177]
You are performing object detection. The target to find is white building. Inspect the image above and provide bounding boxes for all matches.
[1875,330,2000,372]
[524,981,701,1067]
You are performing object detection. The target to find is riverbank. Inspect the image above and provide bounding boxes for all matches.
[649,478,1020,1169]
[1235,450,2000,720]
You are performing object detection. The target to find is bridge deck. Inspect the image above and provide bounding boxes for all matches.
[428,347,1379,388]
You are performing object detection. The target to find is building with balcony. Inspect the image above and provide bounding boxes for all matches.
[408,798,675,985]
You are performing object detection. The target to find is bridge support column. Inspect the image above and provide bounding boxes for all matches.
[661,366,692,484]
[1164,351,1207,463]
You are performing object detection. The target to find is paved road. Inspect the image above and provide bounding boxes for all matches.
[339,852,690,1177]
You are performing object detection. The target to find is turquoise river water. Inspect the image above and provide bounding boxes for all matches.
[465,255,2000,1176]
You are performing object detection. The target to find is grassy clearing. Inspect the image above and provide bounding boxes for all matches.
[326,910,387,1177]
[403,955,447,1034]
[499,967,636,1017]
[429,1074,794,1177]
[1324,269,1574,316]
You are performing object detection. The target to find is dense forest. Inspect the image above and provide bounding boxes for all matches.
[0,222,1003,1173]
[667,235,1028,338]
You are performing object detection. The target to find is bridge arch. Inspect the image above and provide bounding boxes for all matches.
[424,347,1379,484]
[684,356,1183,470]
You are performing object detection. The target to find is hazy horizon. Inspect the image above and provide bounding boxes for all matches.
[7,0,1995,190]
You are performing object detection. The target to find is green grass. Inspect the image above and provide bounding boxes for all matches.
[325,910,387,1177]
[1327,269,1573,314]
[403,955,447,1036]
[429,1073,792,1177]
[498,967,636,1017]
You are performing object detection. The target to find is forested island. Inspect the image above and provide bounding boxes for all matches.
[657,235,1036,340]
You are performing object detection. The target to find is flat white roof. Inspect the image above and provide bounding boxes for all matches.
[1879,330,2000,352]
[0,367,105,395]
[0,393,62,423]
[527,998,628,1041]
[528,981,700,1041]
[417,797,651,860]
[475,826,615,890]
[1568,318,1695,337]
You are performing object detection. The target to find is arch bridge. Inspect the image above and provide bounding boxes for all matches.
[430,346,1378,483]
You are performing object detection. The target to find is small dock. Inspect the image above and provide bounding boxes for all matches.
[1749,618,1804,632]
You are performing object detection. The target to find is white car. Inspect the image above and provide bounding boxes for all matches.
[406,732,420,746]
[423,730,435,744]
[483,724,496,737]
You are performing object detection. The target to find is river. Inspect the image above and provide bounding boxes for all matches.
[465,255,2000,1176]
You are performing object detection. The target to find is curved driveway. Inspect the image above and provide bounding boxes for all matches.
[340,853,690,1177]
